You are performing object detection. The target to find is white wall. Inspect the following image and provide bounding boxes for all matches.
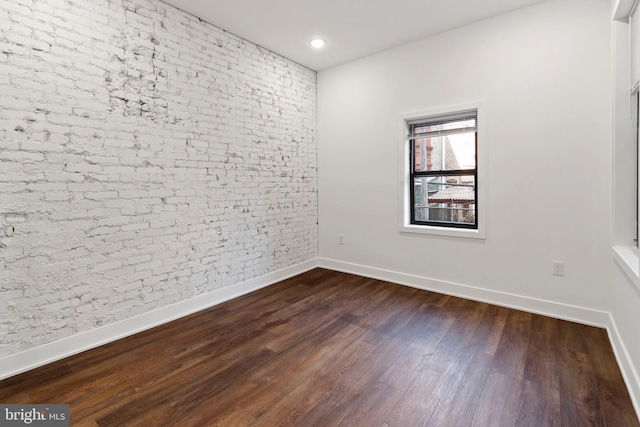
[0,0,317,364]
[318,0,612,322]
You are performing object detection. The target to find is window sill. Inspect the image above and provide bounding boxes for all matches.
[612,245,640,281]
[400,223,485,239]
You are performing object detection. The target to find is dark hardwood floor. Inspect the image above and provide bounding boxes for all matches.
[1,268,638,426]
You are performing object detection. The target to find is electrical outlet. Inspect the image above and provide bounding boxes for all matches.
[552,261,565,277]
[338,234,344,245]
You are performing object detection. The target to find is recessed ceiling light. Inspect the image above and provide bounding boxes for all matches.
[310,38,326,49]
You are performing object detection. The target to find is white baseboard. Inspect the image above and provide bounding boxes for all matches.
[607,314,640,423]
[318,257,610,327]
[0,258,319,381]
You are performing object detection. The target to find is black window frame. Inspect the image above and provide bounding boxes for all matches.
[408,110,478,230]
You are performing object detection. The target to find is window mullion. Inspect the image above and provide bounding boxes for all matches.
[412,169,475,178]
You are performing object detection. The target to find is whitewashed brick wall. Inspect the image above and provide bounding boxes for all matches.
[0,0,317,357]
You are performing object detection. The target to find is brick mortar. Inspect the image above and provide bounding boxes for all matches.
[0,0,317,357]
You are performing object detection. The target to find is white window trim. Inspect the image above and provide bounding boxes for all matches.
[398,101,487,239]
[613,245,640,281]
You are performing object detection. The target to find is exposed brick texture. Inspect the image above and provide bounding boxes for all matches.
[0,0,317,357]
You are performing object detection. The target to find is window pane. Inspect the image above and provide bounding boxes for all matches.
[413,131,475,172]
[410,117,476,138]
[413,175,475,225]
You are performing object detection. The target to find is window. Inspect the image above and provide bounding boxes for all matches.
[611,1,640,278]
[612,2,640,252]
[409,111,477,228]
[399,103,485,239]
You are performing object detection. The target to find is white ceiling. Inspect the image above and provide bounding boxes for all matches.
[162,0,546,71]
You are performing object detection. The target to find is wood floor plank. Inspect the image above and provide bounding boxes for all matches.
[584,326,626,384]
[491,309,533,380]
[97,347,278,426]
[387,297,488,426]
[597,376,640,427]
[0,268,636,427]
[208,410,256,427]
[377,343,430,392]
[559,350,605,427]
[292,348,388,426]
[336,382,405,427]
[241,325,371,420]
[167,315,361,425]
[249,337,377,426]
[0,361,73,401]
[516,315,560,427]
[471,370,523,427]
[424,349,493,427]
[386,355,463,427]
[467,303,509,356]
